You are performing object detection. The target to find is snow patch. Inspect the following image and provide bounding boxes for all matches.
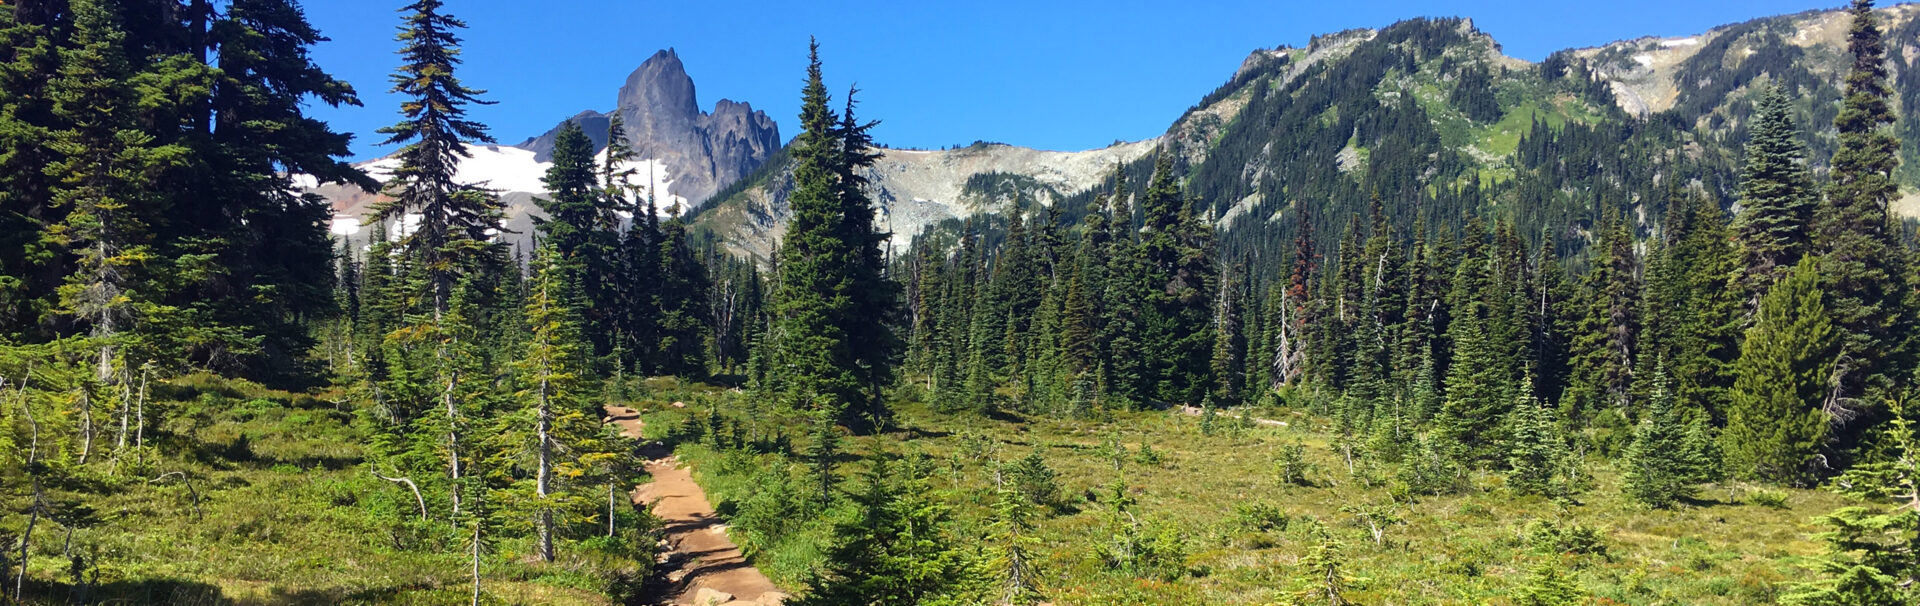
[353,145,687,216]
[1633,54,1654,68]
[361,146,551,194]
[1659,37,1700,48]
[329,215,361,236]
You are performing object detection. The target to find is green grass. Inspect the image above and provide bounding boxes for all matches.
[9,374,635,606]
[663,393,1851,605]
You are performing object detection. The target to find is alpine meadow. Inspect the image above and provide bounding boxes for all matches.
[16,0,1920,604]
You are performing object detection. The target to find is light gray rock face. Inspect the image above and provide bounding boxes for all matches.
[520,49,782,209]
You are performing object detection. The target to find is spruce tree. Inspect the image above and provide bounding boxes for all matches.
[168,0,372,376]
[1623,364,1714,508]
[1783,390,1920,605]
[534,120,599,275]
[833,91,899,424]
[510,243,620,562]
[1815,0,1912,411]
[375,0,501,318]
[767,41,893,429]
[1506,377,1572,497]
[1724,259,1837,485]
[1568,209,1638,417]
[1136,152,1215,405]
[0,2,62,339]
[795,458,970,605]
[1733,85,1817,309]
[655,210,711,377]
[44,0,181,384]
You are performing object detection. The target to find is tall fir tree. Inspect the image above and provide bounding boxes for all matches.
[44,0,201,384]
[1733,85,1817,310]
[1815,0,1913,414]
[767,40,893,429]
[1724,259,1837,485]
[1136,152,1216,406]
[375,0,502,319]
[1568,208,1639,418]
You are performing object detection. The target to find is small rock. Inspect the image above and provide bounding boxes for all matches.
[671,401,688,408]
[757,592,789,605]
[710,524,729,535]
[666,569,688,583]
[694,588,734,606]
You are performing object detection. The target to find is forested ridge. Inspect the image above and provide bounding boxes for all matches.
[6,0,1920,604]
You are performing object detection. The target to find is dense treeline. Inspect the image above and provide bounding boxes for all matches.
[8,0,1920,602]
[0,0,766,600]
[0,0,369,380]
[876,2,1920,602]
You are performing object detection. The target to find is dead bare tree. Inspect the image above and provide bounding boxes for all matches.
[75,387,92,465]
[371,469,428,522]
[441,343,464,519]
[14,479,46,602]
[149,472,203,521]
[469,520,482,606]
[134,363,150,458]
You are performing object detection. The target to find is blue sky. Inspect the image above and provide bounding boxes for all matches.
[306,0,1840,161]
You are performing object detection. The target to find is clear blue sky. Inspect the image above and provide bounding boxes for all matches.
[305,0,1841,161]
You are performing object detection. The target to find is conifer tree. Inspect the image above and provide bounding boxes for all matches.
[833,91,899,423]
[1724,259,1836,485]
[46,0,189,385]
[1290,521,1360,606]
[534,120,599,276]
[767,41,892,429]
[1210,260,1247,403]
[1137,152,1215,405]
[1815,0,1912,412]
[1783,388,1920,605]
[655,209,711,376]
[376,0,501,318]
[1506,377,1572,497]
[1733,85,1817,309]
[171,0,372,376]
[1623,364,1715,508]
[1436,222,1511,461]
[795,458,970,605]
[1568,209,1639,417]
[1100,177,1148,408]
[510,243,619,562]
[0,2,63,339]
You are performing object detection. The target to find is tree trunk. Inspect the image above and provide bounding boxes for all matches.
[114,368,130,454]
[536,373,554,562]
[373,470,428,522]
[444,350,462,518]
[470,521,482,606]
[76,387,93,465]
[15,480,42,602]
[135,366,147,456]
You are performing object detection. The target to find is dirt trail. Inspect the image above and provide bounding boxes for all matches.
[606,405,785,606]
[1174,404,1289,427]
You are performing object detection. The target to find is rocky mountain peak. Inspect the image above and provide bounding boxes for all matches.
[617,48,701,142]
[519,48,781,208]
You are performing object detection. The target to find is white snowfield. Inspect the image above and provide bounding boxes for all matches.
[355,145,685,210]
[311,143,688,242]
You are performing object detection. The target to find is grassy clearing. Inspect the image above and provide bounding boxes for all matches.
[655,392,1850,605]
[10,374,638,606]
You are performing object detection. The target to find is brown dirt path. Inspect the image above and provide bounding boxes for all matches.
[1174,404,1289,427]
[606,404,785,606]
